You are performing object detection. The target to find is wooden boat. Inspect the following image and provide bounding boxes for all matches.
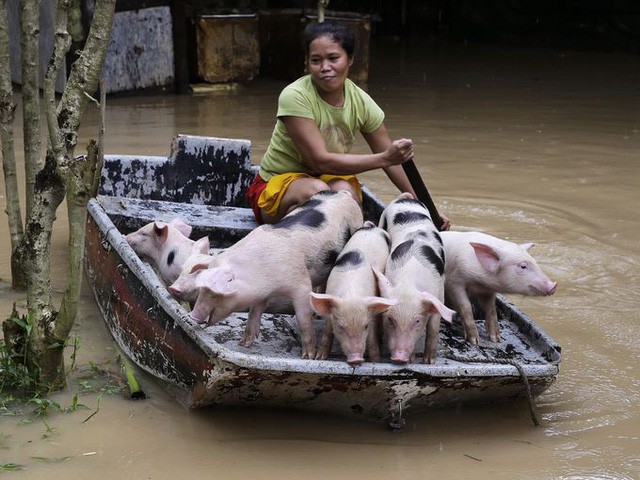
[84,134,561,427]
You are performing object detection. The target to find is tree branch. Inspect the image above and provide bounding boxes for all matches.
[57,0,115,154]
[44,0,71,166]
[55,0,115,343]
[0,0,25,275]
[19,0,41,217]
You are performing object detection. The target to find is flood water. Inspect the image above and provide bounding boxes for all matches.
[1,40,639,479]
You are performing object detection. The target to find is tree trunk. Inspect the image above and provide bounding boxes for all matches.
[52,0,114,358]
[21,150,66,388]
[0,0,26,289]
[1,0,116,391]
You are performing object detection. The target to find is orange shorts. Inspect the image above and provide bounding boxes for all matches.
[246,172,362,224]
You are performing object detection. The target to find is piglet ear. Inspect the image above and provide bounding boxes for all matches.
[153,221,169,245]
[189,262,210,274]
[372,267,393,297]
[193,236,210,254]
[169,217,193,238]
[419,291,456,322]
[309,292,338,317]
[195,268,237,296]
[364,296,398,315]
[470,242,501,274]
[519,242,535,251]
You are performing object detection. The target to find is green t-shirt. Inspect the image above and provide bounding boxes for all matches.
[259,75,385,181]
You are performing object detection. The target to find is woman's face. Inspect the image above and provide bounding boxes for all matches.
[307,34,353,99]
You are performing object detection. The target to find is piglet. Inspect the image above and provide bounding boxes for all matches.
[169,253,293,314]
[310,221,397,365]
[168,253,216,304]
[125,218,210,285]
[375,193,455,364]
[170,190,363,359]
[440,231,557,344]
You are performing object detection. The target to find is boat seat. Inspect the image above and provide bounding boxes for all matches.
[99,134,256,208]
[98,195,258,247]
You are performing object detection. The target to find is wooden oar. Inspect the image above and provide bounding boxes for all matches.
[401,159,445,230]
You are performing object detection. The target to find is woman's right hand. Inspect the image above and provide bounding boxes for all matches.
[385,138,414,166]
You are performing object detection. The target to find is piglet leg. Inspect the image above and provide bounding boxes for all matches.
[481,293,500,342]
[292,295,316,360]
[366,314,382,363]
[423,313,442,364]
[315,321,333,360]
[240,301,267,347]
[450,289,480,345]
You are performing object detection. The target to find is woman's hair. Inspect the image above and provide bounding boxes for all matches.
[303,21,357,59]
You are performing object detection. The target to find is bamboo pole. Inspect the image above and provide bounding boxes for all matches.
[317,0,329,23]
[118,354,147,400]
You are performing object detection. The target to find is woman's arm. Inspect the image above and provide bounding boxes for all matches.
[281,116,413,175]
[363,124,452,230]
[361,123,416,194]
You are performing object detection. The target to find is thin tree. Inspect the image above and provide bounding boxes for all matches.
[0,0,116,391]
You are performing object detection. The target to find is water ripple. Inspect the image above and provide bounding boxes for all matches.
[552,474,636,480]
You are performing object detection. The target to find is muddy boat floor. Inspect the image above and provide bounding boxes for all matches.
[197,307,553,372]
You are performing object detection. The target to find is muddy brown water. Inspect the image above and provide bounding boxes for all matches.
[1,41,639,479]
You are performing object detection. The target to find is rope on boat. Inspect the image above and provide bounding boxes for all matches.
[389,398,406,432]
[443,351,541,427]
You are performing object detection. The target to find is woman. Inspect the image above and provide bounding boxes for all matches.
[247,21,450,229]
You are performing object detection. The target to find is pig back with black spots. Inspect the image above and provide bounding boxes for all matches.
[379,192,445,300]
[267,190,364,289]
[184,189,363,359]
[376,193,453,364]
[309,221,396,365]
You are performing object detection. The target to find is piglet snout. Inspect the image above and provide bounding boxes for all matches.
[188,312,209,325]
[168,285,184,300]
[346,354,364,366]
[390,351,411,365]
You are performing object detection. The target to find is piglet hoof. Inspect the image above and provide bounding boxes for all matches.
[422,355,437,365]
[239,334,257,348]
[301,346,316,360]
[489,333,502,343]
[314,347,330,360]
[464,332,479,346]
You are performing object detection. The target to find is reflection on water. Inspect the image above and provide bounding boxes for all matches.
[1,41,639,479]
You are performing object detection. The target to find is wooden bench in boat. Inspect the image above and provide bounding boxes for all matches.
[99,196,258,248]
[97,133,260,246]
[98,134,256,209]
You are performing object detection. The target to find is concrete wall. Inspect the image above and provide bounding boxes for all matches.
[101,6,175,93]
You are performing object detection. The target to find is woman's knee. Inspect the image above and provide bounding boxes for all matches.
[327,178,360,203]
[276,178,329,219]
[303,178,331,197]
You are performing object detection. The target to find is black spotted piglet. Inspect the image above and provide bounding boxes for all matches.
[374,193,455,364]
